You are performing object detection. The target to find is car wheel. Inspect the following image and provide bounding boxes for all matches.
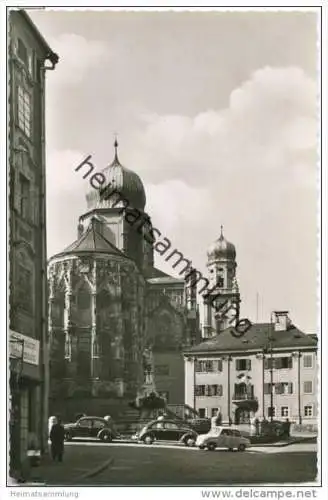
[100,431,112,442]
[228,448,234,452]
[199,445,205,450]
[143,435,154,445]
[185,437,196,447]
[238,444,246,452]
[207,442,217,451]
[64,431,72,442]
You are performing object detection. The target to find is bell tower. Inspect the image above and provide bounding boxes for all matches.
[203,226,240,337]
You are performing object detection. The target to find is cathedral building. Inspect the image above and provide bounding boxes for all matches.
[48,142,200,419]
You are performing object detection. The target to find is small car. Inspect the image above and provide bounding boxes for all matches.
[134,419,198,446]
[196,426,251,451]
[64,416,118,442]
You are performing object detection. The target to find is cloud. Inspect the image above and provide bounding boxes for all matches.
[48,34,110,86]
[128,66,316,189]
[46,149,90,256]
[128,66,317,330]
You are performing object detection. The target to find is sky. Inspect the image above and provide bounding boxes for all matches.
[28,8,319,333]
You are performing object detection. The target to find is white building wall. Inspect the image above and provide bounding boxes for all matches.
[185,348,318,424]
[184,357,194,408]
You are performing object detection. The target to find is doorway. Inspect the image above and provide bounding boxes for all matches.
[235,407,251,424]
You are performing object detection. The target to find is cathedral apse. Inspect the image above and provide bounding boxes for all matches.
[48,142,200,419]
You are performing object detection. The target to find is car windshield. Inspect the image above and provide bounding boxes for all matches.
[208,428,222,435]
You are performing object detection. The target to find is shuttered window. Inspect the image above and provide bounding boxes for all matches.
[303,381,313,394]
[236,359,251,371]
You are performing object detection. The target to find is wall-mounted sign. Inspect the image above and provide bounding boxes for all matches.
[9,330,40,366]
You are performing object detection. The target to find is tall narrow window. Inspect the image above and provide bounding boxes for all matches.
[16,264,32,312]
[17,38,28,65]
[17,86,31,137]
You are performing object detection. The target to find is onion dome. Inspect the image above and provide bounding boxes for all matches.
[207,226,236,261]
[86,139,146,211]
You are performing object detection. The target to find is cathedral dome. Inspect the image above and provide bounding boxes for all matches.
[86,139,146,211]
[207,227,236,261]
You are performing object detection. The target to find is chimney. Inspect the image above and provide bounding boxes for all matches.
[272,311,291,331]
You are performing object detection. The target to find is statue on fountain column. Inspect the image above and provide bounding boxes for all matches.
[142,346,156,391]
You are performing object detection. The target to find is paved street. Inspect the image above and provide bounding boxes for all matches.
[35,441,317,486]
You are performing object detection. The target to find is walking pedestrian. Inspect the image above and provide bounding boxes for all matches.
[284,418,291,438]
[50,417,65,462]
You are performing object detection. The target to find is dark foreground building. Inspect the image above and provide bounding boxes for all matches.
[8,10,58,478]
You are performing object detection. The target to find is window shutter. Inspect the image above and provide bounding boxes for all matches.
[288,383,293,394]
[195,361,201,372]
[247,359,252,370]
[264,383,269,394]
[218,359,222,372]
[236,359,240,370]
[264,358,269,370]
[219,385,223,396]
[288,357,293,369]
[276,383,283,394]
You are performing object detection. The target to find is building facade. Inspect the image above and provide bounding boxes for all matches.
[185,315,318,424]
[8,10,58,477]
[184,231,318,426]
[48,143,200,420]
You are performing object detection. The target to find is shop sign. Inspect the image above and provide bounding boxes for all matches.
[9,330,40,366]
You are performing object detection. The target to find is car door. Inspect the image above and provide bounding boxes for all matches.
[76,418,93,438]
[91,419,106,438]
[163,422,180,441]
[231,429,241,448]
[217,428,230,448]
[151,421,166,440]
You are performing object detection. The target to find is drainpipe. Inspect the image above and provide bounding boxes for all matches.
[193,357,196,411]
[262,352,265,419]
[227,356,231,423]
[298,352,302,425]
[39,52,59,455]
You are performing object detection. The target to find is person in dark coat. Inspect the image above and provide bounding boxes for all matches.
[284,418,291,438]
[50,417,65,462]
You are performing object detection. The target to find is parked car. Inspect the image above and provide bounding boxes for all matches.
[196,427,251,451]
[133,419,198,446]
[187,418,211,435]
[64,416,119,442]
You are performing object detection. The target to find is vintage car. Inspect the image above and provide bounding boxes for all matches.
[196,426,251,451]
[64,416,119,442]
[133,419,198,446]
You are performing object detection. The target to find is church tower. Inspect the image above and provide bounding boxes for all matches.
[203,227,240,338]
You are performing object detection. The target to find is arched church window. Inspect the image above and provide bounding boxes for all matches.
[97,288,111,309]
[92,338,100,358]
[64,335,71,360]
[77,283,91,310]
